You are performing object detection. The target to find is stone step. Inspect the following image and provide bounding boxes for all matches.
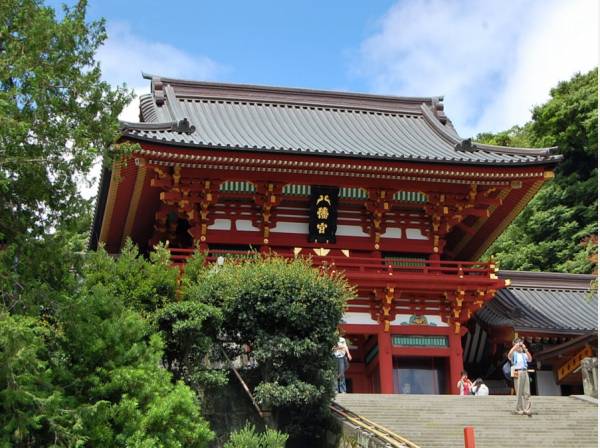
[334,394,597,448]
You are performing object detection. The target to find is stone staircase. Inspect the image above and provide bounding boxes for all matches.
[334,394,598,448]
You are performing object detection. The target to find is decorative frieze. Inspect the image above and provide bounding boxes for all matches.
[135,147,547,180]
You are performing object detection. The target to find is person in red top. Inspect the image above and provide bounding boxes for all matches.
[457,371,472,396]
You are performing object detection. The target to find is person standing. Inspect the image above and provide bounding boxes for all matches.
[457,371,472,396]
[333,335,352,393]
[508,338,533,415]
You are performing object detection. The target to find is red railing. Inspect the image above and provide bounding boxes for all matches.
[169,248,496,280]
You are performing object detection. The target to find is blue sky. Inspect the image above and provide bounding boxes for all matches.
[57,0,598,137]
[88,0,396,91]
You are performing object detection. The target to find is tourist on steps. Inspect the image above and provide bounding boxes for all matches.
[457,371,472,395]
[471,378,489,395]
[508,338,533,416]
[333,334,352,393]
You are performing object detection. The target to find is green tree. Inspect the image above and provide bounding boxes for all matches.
[1,246,215,447]
[478,69,598,273]
[57,284,214,447]
[0,313,75,447]
[84,240,179,314]
[0,1,215,445]
[0,0,131,244]
[189,255,352,447]
[0,0,132,319]
[154,300,226,388]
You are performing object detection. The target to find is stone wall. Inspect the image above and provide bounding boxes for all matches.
[200,371,266,448]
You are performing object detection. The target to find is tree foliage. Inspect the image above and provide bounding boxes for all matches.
[154,300,226,388]
[1,246,215,447]
[0,0,132,244]
[478,69,597,273]
[188,255,352,446]
[84,240,179,314]
[224,423,288,448]
[0,1,218,445]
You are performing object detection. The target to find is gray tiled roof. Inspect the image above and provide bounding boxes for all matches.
[119,74,562,167]
[477,277,598,334]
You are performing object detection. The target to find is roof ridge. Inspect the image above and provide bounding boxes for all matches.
[139,93,159,123]
[117,74,565,168]
[189,96,424,116]
[142,72,443,115]
[143,72,440,103]
[420,104,560,160]
[511,286,594,292]
[420,103,462,146]
[469,141,558,157]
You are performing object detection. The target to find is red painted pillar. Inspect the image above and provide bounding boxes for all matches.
[378,329,394,394]
[449,329,464,395]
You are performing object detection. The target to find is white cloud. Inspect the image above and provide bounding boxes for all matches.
[98,21,223,91]
[355,0,598,137]
[97,21,225,122]
[477,0,598,132]
[80,23,225,199]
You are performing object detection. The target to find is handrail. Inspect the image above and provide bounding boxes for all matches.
[169,248,496,278]
[220,347,267,421]
[220,346,419,445]
[330,402,421,448]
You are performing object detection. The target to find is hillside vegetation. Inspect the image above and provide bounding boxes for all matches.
[478,69,598,274]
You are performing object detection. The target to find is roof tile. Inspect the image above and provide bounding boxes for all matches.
[121,75,562,167]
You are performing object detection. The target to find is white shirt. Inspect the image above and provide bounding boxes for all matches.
[474,384,489,396]
[513,352,528,370]
[333,337,348,358]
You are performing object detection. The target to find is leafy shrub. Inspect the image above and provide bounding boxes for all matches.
[224,423,288,448]
[189,254,353,446]
[84,241,179,314]
[0,250,215,447]
[154,300,227,388]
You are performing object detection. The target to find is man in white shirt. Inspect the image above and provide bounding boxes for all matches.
[508,338,533,415]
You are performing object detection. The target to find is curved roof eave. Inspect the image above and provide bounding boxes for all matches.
[118,132,563,168]
[419,104,558,157]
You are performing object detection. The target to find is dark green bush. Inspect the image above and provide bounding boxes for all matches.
[189,254,353,446]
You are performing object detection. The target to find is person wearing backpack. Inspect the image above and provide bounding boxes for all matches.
[508,338,533,415]
[502,354,515,395]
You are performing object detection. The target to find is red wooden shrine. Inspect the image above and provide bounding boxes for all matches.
[91,75,561,394]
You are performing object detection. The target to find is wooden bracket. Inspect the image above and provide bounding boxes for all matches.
[370,286,397,332]
[254,183,283,244]
[364,189,392,250]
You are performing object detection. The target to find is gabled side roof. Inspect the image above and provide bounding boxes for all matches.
[119,74,562,167]
[477,271,598,334]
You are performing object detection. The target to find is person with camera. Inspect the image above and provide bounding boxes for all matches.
[456,371,472,396]
[507,338,533,415]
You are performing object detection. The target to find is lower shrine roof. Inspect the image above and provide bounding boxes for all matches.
[119,74,562,167]
[477,271,598,334]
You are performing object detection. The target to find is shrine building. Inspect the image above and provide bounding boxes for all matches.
[91,74,595,395]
